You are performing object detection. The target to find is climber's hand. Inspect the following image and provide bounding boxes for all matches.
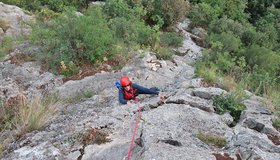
[159,93,166,102]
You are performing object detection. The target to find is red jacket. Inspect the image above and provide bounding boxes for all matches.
[123,85,137,100]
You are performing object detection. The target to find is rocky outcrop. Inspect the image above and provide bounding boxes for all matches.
[0,61,63,106]
[0,2,33,39]
[176,18,203,62]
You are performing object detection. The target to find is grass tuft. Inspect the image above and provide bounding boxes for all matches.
[196,132,226,148]
[13,95,60,134]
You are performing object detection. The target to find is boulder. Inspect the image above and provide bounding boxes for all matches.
[0,2,33,38]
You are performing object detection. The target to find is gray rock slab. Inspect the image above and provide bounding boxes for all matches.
[192,87,228,100]
[140,104,229,159]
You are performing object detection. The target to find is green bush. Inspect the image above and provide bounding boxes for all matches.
[31,7,114,70]
[36,7,60,21]
[195,60,219,83]
[189,3,219,27]
[136,23,159,47]
[109,17,159,47]
[264,85,280,111]
[60,61,79,77]
[155,47,175,60]
[2,0,89,12]
[273,119,280,129]
[213,94,246,122]
[241,26,260,46]
[109,17,137,44]
[214,52,236,73]
[207,32,242,53]
[0,36,14,60]
[103,0,140,20]
[256,25,278,49]
[132,0,190,27]
[40,0,65,12]
[159,0,190,26]
[242,45,280,75]
[208,17,245,37]
[190,0,280,108]
[245,0,280,24]
[104,0,160,48]
[245,71,278,95]
[191,0,248,23]
[160,32,183,47]
[221,0,248,22]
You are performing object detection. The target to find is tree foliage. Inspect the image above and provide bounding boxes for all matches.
[1,0,89,11]
[125,0,190,27]
[245,0,280,24]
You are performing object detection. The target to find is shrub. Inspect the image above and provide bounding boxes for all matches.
[207,32,242,53]
[160,32,183,47]
[31,7,114,70]
[245,0,280,24]
[109,17,137,44]
[245,71,278,95]
[1,0,41,11]
[1,0,89,12]
[217,75,237,91]
[213,94,246,122]
[191,0,248,22]
[215,52,236,73]
[138,0,190,27]
[208,17,245,37]
[103,0,139,20]
[222,0,248,22]
[196,132,226,148]
[36,7,60,21]
[155,47,175,60]
[273,119,280,130]
[242,45,280,76]
[60,61,79,77]
[195,60,219,83]
[109,17,159,47]
[241,26,261,46]
[159,0,190,26]
[41,0,65,12]
[189,3,219,27]
[135,21,159,46]
[264,85,280,112]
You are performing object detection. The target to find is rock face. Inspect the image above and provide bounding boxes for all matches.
[0,61,63,106]
[1,16,280,160]
[176,18,203,63]
[0,2,33,39]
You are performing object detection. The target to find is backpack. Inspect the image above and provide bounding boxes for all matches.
[115,80,121,89]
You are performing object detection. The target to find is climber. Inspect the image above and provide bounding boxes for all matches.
[116,76,164,105]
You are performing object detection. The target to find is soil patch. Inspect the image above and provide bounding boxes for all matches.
[267,134,280,145]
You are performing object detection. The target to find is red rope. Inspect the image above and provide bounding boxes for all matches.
[127,100,141,160]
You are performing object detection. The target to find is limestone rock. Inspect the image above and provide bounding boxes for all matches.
[192,87,228,100]
[0,2,33,38]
